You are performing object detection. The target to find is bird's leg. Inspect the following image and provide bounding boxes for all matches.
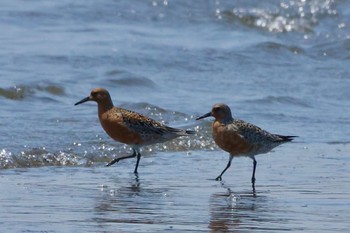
[133,151,141,174]
[105,149,137,167]
[215,155,233,181]
[251,158,257,190]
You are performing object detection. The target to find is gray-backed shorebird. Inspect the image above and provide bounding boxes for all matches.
[197,103,296,189]
[75,88,194,173]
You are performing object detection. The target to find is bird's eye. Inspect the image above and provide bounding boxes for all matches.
[213,107,220,112]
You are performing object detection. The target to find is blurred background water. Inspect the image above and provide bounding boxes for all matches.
[0,0,349,232]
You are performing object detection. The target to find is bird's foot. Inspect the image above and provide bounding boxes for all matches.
[215,176,222,181]
[105,158,119,167]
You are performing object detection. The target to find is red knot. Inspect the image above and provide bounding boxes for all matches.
[197,103,296,189]
[75,88,194,174]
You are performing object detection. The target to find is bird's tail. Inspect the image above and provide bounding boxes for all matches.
[275,135,297,142]
[185,129,196,135]
[164,125,196,136]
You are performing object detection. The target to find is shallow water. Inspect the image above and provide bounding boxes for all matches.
[1,0,350,232]
[2,144,350,232]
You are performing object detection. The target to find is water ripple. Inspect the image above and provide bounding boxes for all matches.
[219,0,337,33]
[253,41,305,55]
[0,84,65,101]
[105,70,156,88]
[245,96,312,108]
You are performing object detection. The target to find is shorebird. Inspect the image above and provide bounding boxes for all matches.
[75,88,194,173]
[196,103,296,189]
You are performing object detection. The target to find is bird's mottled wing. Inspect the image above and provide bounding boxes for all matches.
[117,108,185,142]
[230,119,280,146]
[117,108,163,132]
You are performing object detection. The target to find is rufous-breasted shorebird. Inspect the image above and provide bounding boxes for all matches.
[75,88,194,174]
[196,103,296,189]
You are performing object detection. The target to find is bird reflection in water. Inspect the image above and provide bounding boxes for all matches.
[209,182,261,232]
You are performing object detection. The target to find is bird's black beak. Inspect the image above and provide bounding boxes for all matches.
[74,96,91,106]
[196,112,212,120]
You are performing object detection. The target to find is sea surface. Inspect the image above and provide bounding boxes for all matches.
[1,0,350,232]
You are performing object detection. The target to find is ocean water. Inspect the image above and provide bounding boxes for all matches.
[1,0,350,232]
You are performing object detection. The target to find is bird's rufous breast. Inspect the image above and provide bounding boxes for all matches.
[98,109,142,145]
[212,121,253,155]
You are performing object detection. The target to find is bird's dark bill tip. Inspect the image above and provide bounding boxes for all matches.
[196,112,212,120]
[74,96,90,106]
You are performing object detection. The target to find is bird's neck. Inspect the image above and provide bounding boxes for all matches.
[98,99,114,115]
[217,117,234,125]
